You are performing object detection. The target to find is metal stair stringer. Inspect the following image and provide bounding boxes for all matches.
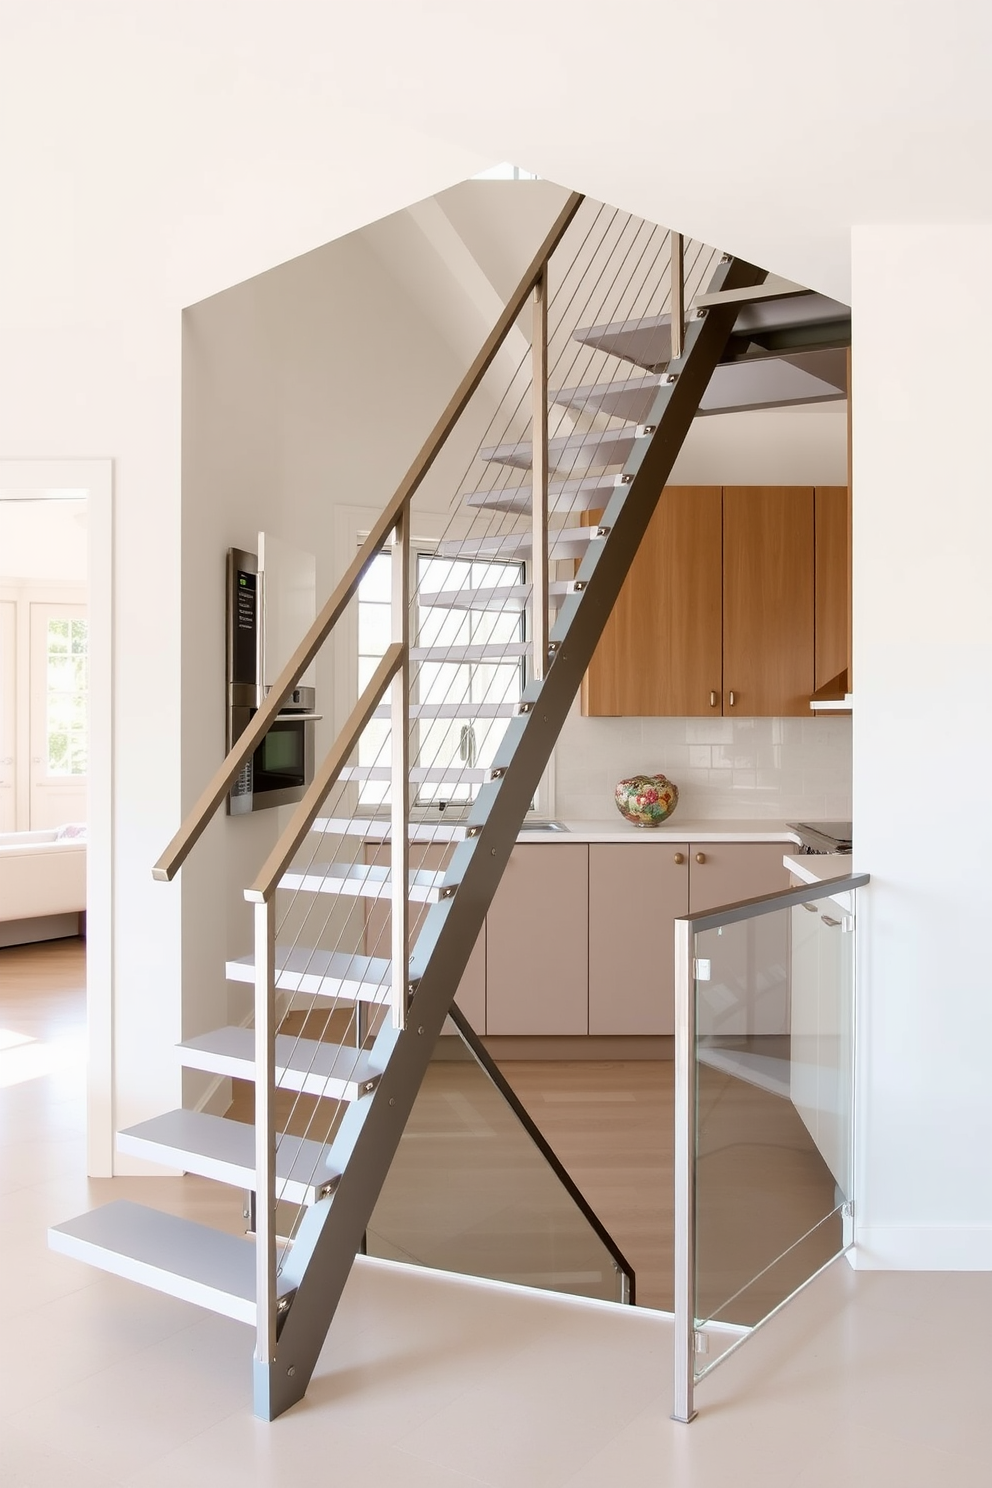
[257,247,769,1418]
[253,249,768,1421]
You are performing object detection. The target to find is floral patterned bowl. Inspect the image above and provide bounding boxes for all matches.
[614,773,679,827]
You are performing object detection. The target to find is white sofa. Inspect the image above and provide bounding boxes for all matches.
[0,829,86,947]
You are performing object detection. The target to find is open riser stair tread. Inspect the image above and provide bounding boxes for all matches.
[573,291,850,370]
[311,816,470,844]
[278,859,446,901]
[180,1026,382,1099]
[333,763,488,786]
[371,699,523,717]
[48,1200,294,1324]
[116,1109,340,1205]
[226,946,390,1002]
[480,425,640,472]
[408,640,530,661]
[462,475,621,517]
[435,526,599,561]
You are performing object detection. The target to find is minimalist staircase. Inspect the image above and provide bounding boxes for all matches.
[50,193,850,1419]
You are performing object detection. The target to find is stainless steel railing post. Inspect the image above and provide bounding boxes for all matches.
[672,914,697,1423]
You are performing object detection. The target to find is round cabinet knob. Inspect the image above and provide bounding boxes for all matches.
[695,851,706,864]
[673,852,685,865]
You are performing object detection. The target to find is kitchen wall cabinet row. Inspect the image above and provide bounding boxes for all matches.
[581,485,850,719]
[432,840,792,1038]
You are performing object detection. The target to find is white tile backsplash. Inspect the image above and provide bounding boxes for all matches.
[553,702,852,821]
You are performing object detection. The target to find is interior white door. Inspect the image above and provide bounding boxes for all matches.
[0,601,15,832]
[29,602,88,829]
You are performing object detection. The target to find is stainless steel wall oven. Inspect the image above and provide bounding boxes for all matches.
[226,547,317,814]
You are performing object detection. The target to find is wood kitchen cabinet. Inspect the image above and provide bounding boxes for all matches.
[581,487,723,717]
[485,843,589,1035]
[813,485,850,690]
[723,487,813,717]
[583,485,846,719]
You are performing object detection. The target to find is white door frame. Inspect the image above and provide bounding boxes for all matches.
[0,460,114,1174]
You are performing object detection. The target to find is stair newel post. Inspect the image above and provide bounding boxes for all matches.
[390,505,411,1030]
[670,231,685,362]
[253,894,278,1368]
[531,266,549,683]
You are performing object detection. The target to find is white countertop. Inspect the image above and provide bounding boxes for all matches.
[519,818,803,844]
[782,851,859,884]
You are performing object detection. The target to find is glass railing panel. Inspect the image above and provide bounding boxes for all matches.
[365,1009,634,1305]
[673,872,866,1420]
[693,889,855,1336]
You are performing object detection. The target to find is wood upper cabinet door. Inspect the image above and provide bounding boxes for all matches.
[588,842,689,1035]
[486,844,589,1035]
[582,486,723,716]
[814,486,850,691]
[723,486,814,717]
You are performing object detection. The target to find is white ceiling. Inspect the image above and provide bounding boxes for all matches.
[1,1,989,309]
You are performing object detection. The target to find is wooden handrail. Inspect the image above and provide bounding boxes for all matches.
[152,190,585,883]
[245,644,404,904]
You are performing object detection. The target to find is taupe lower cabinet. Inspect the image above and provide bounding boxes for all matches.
[485,841,792,1037]
[486,844,589,1035]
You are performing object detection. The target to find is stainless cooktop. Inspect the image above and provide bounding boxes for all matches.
[788,821,853,854]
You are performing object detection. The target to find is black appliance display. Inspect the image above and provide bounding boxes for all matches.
[226,547,317,814]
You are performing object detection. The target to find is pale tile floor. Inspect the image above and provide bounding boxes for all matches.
[2,939,992,1487]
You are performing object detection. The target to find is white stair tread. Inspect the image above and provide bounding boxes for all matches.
[572,312,674,371]
[49,1200,294,1325]
[227,946,390,1003]
[572,294,849,372]
[312,816,471,844]
[699,357,845,415]
[409,641,530,662]
[372,700,520,718]
[117,1110,339,1206]
[417,583,528,611]
[279,859,446,901]
[437,527,600,562]
[336,764,487,785]
[463,474,621,517]
[551,375,662,424]
[480,426,638,472]
[180,1027,382,1099]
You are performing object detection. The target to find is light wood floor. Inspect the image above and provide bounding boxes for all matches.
[229,1009,840,1318]
[5,938,838,1323]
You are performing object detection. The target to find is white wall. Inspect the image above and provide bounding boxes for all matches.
[852,225,992,1268]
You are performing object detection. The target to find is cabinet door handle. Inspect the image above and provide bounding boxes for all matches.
[673,852,684,865]
[695,851,706,864]
[728,691,736,708]
[709,690,718,708]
